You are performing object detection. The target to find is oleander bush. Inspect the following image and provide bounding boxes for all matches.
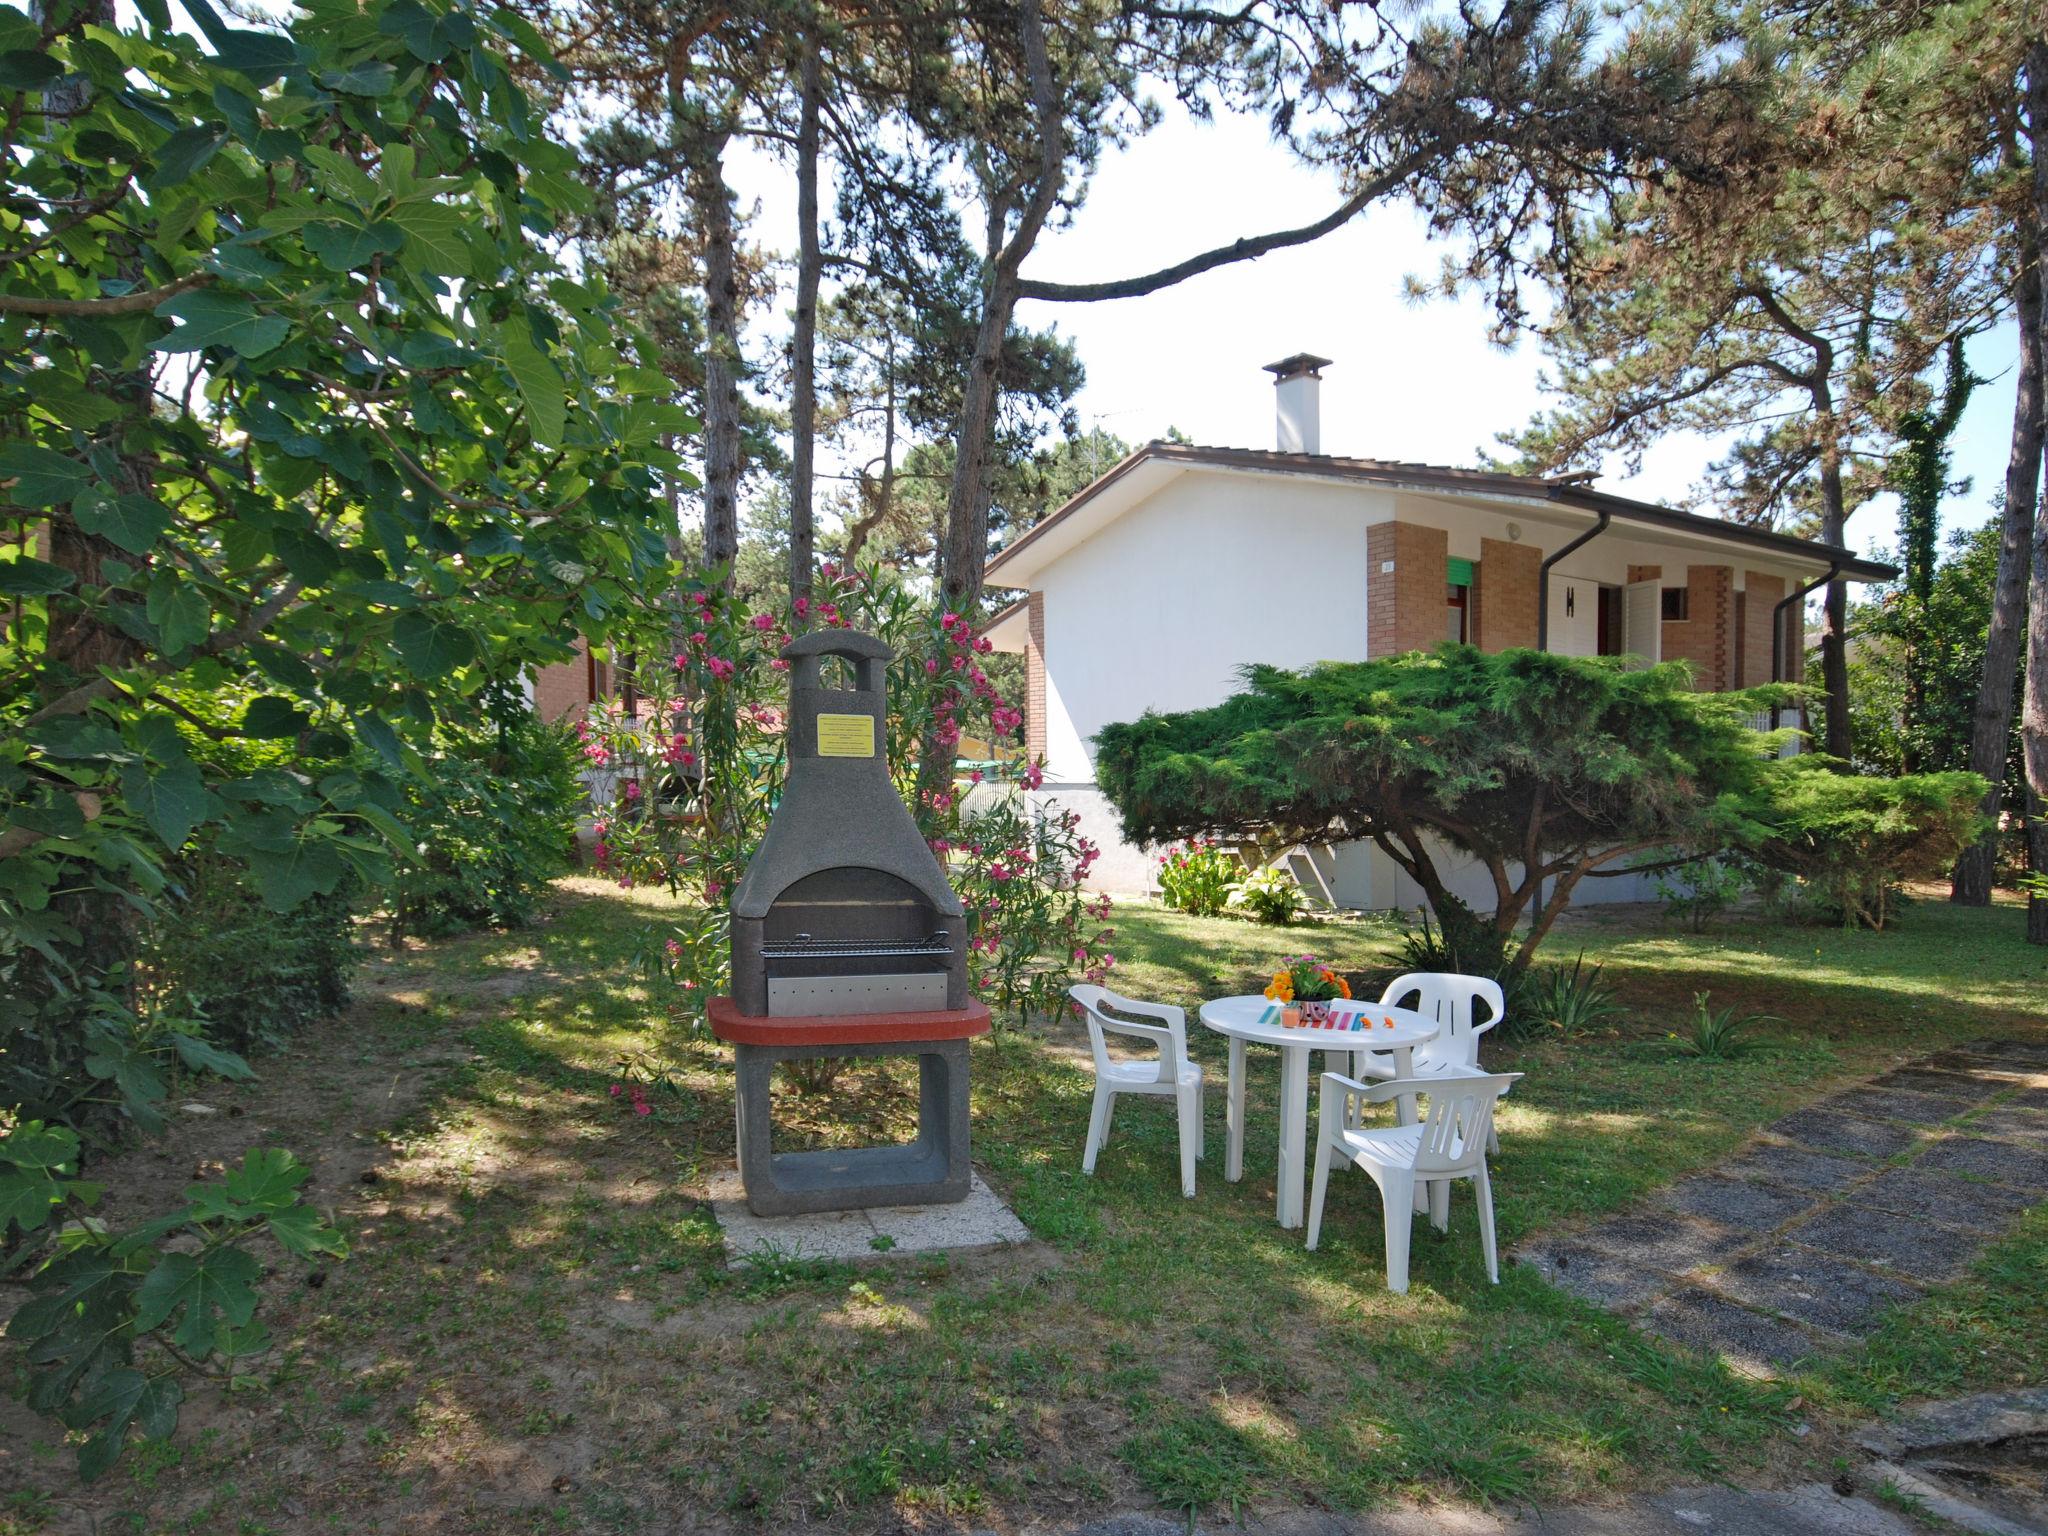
[1156,837,1238,917]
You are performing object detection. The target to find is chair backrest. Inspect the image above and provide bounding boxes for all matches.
[1068,984,1187,1081]
[1378,972,1504,1070]
[1413,1073,1521,1172]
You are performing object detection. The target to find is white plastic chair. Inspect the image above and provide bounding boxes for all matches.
[1071,983,1205,1197]
[1305,1071,1521,1292]
[1352,972,1507,1151]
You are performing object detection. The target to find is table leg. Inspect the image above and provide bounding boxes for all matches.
[1277,1044,1309,1228]
[1225,1037,1246,1182]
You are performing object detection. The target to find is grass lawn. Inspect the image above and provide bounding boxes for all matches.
[4,881,2044,1534]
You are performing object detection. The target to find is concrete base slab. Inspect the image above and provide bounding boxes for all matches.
[707,1167,1030,1266]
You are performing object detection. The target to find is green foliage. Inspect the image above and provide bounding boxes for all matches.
[1155,837,1237,918]
[0,0,682,1477]
[1097,647,1793,973]
[1673,992,1773,1062]
[1652,857,1753,932]
[2,1122,344,1479]
[1751,758,1989,930]
[385,709,582,943]
[0,0,677,996]
[1225,866,1307,926]
[142,849,356,1055]
[1519,951,1625,1038]
[952,792,1115,1024]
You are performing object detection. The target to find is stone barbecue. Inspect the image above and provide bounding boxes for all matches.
[708,629,989,1216]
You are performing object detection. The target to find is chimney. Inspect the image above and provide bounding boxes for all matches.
[1263,352,1331,455]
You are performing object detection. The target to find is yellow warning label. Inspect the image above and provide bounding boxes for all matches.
[816,713,875,758]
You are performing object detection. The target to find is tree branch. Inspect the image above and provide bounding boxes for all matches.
[1015,147,1438,304]
[0,270,209,316]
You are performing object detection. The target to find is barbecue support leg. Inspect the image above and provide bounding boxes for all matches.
[733,1038,974,1216]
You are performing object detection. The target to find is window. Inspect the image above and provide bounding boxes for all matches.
[1661,586,1690,622]
[1446,557,1473,643]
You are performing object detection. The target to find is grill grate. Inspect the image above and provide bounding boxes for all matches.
[760,931,953,963]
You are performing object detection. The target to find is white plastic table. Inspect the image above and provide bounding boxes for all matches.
[1198,995,1440,1229]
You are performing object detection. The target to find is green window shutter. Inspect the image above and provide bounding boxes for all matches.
[1446,557,1474,587]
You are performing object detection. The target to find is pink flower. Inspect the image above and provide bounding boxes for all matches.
[751,612,776,631]
[625,780,641,800]
[705,878,724,901]
[707,656,734,681]
[689,631,708,649]
[976,637,993,654]
[609,1083,622,1097]
[950,654,966,672]
[925,658,939,675]
[770,658,789,671]
[795,597,810,617]
[634,1101,652,1117]
[969,770,983,784]
[941,611,959,628]
[1022,763,1044,790]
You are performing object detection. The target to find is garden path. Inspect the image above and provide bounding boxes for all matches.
[1513,1040,2048,1377]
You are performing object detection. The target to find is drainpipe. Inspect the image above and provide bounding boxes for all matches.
[1770,561,1842,731]
[1536,509,1611,651]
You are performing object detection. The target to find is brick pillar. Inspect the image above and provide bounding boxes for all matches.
[1024,591,1047,762]
[1742,573,1785,685]
[1367,522,1449,658]
[1663,565,1734,689]
[1474,536,1542,651]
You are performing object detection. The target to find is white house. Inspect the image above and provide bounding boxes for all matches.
[982,354,1895,910]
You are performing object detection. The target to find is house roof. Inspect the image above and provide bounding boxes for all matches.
[982,441,1898,587]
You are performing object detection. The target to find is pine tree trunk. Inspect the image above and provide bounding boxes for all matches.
[1957,91,2045,905]
[691,130,742,586]
[2018,39,2048,941]
[939,266,1019,611]
[1814,413,1853,759]
[787,27,822,609]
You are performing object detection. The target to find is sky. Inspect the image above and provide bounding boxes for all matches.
[730,96,2017,570]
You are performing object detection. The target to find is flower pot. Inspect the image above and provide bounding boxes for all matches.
[1299,1000,1332,1027]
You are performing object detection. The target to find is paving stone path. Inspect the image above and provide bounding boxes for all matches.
[1514,1038,2048,1378]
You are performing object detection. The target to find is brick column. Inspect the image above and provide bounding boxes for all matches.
[1663,565,1734,689]
[1741,573,1785,685]
[1367,522,1449,658]
[1024,591,1047,762]
[1474,536,1542,651]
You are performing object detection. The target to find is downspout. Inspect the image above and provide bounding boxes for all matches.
[1770,561,1842,731]
[1536,508,1611,651]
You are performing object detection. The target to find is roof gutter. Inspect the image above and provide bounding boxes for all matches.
[1770,560,1842,730]
[1535,508,1611,651]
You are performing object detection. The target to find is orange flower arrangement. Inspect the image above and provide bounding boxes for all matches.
[1263,955,1351,1004]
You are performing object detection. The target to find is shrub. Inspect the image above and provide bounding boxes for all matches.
[1652,857,1752,932]
[1517,950,1625,1038]
[1752,759,1989,930]
[953,794,1115,1023]
[383,711,583,944]
[1227,866,1308,925]
[143,852,358,1056]
[1157,838,1239,917]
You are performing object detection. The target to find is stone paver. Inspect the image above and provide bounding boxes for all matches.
[1783,1205,1978,1283]
[1913,1136,2048,1188]
[1511,1040,2046,1377]
[1643,1287,1827,1376]
[1863,1068,2008,1103]
[706,1169,1030,1265]
[1859,1166,2038,1233]
[1711,1248,1923,1336]
[1514,1239,1669,1311]
[1656,1173,1814,1230]
[1768,1109,1926,1160]
[1717,1144,1866,1192]
[1828,1087,1976,1126]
